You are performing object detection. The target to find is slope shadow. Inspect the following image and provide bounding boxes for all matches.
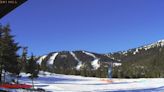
[97,86,164,92]
[20,76,83,84]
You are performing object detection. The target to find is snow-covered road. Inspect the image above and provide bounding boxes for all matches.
[19,72,164,92]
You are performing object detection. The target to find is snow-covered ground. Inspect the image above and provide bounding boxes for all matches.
[19,72,164,92]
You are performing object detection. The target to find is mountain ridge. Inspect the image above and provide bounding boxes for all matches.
[36,39,164,78]
[36,39,164,68]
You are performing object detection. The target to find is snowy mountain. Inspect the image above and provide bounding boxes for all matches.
[35,40,164,78]
[37,40,164,67]
[36,51,116,75]
[107,39,164,61]
[108,40,164,78]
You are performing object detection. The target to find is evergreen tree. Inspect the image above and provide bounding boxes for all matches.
[21,47,28,72]
[0,24,20,83]
[0,24,3,83]
[15,59,22,84]
[26,54,39,88]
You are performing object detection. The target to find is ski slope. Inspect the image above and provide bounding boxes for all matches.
[19,72,164,92]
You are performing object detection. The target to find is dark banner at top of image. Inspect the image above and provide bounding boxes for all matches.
[0,0,27,19]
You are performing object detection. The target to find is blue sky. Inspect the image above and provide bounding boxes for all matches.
[1,0,164,55]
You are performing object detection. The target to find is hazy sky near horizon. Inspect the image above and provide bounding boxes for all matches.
[1,0,164,55]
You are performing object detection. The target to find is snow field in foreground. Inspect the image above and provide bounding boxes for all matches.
[19,72,164,92]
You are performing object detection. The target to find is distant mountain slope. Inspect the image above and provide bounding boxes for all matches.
[108,40,164,78]
[36,40,164,78]
[36,51,116,77]
[107,40,164,62]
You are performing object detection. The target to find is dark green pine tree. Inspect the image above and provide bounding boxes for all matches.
[0,24,3,83]
[26,54,39,89]
[21,47,28,72]
[0,24,20,83]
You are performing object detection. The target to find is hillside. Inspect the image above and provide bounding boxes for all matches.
[36,40,164,78]
[36,51,116,77]
[108,40,164,78]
